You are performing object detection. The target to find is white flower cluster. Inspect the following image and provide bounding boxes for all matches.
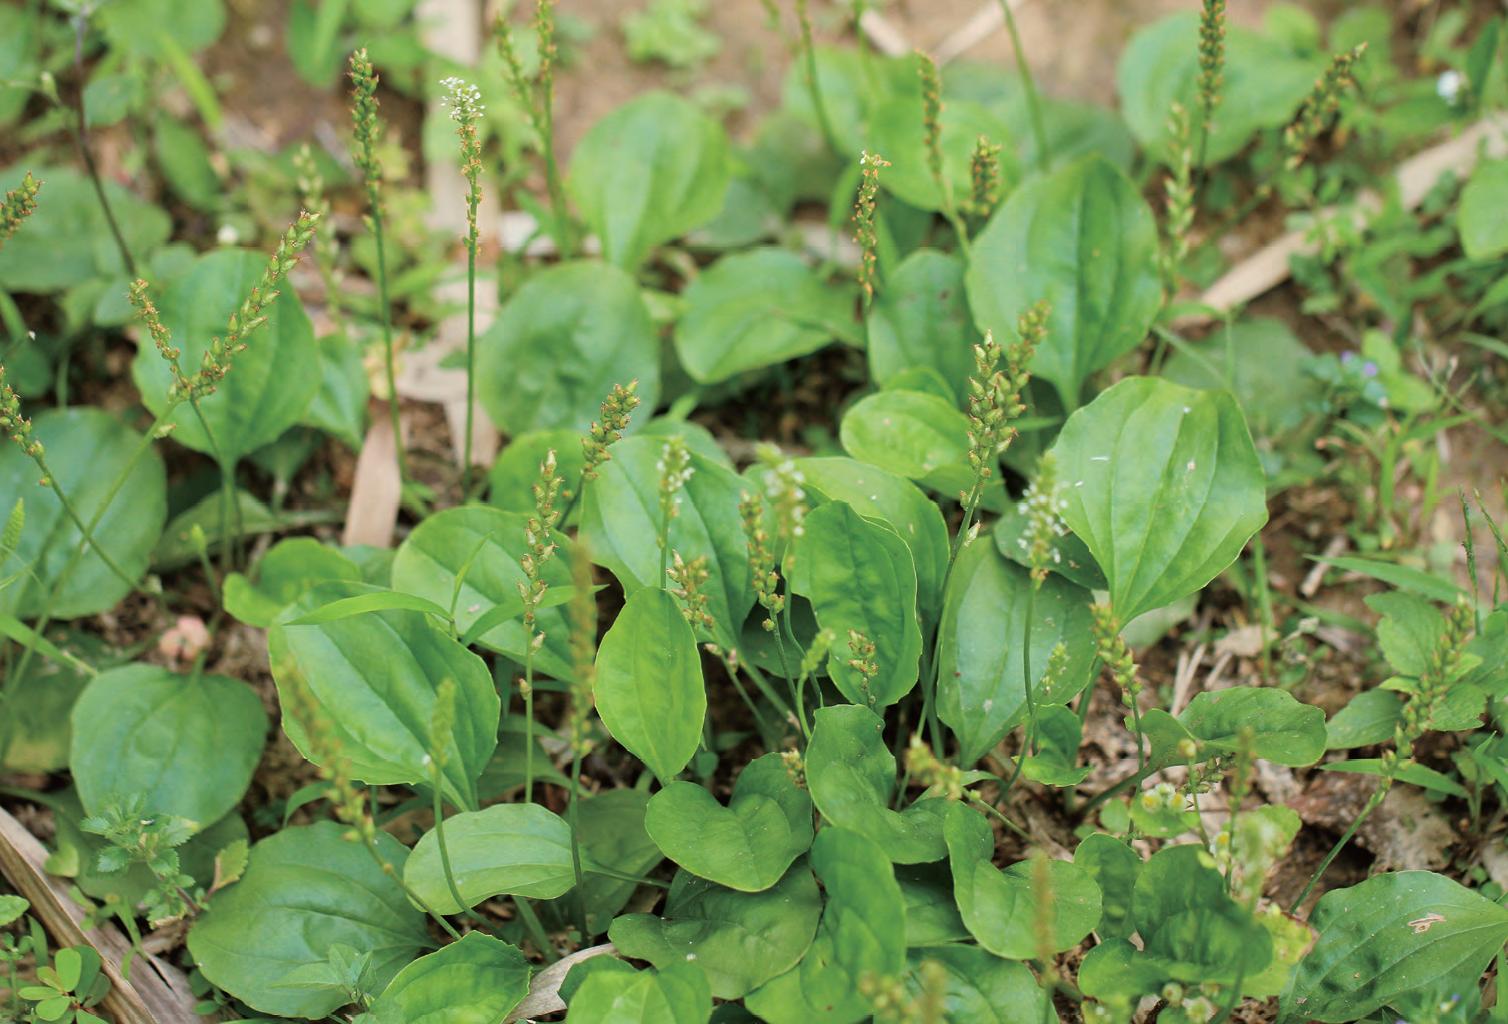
[761,457,807,538]
[440,76,484,123]
[657,439,694,496]
[1015,478,1068,565]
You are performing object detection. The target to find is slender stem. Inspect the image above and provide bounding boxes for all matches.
[429,770,473,927]
[1081,763,1154,817]
[797,2,840,151]
[1290,780,1388,914]
[1022,584,1038,755]
[462,221,477,486]
[968,793,1030,840]
[360,834,461,941]
[32,452,140,592]
[522,659,536,804]
[567,747,589,940]
[996,0,1049,171]
[368,190,406,483]
[69,16,136,278]
[584,864,669,889]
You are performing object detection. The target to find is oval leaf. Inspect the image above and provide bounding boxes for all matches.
[1048,376,1269,622]
[366,932,531,1024]
[568,91,730,270]
[937,540,1096,764]
[966,156,1162,408]
[673,248,853,385]
[867,250,979,403]
[268,581,499,810]
[132,248,319,464]
[582,435,753,651]
[1281,870,1508,1023]
[392,505,576,678]
[788,501,922,709]
[644,753,813,892]
[188,822,427,1019]
[594,587,706,784]
[475,261,660,436]
[806,705,948,864]
[0,408,165,620]
[840,389,971,486]
[1179,686,1326,767]
[70,664,266,829]
[944,802,1102,959]
[405,803,577,914]
[609,866,822,999]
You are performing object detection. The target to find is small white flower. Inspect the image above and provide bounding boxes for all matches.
[440,76,485,123]
[1437,69,1465,105]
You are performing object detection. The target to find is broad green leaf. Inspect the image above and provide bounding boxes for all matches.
[304,332,368,449]
[188,822,427,1019]
[868,93,1016,213]
[645,753,813,892]
[594,587,706,783]
[673,248,854,385]
[566,961,712,1024]
[944,803,1101,959]
[902,946,1055,1023]
[966,156,1162,408]
[488,429,586,515]
[151,488,335,571]
[405,803,577,914]
[779,47,915,154]
[582,435,753,651]
[391,505,576,678]
[569,91,731,270]
[1048,376,1269,622]
[474,261,660,436]
[788,501,921,708]
[745,828,906,1024]
[1460,159,1508,260]
[867,250,979,403]
[937,541,1096,764]
[0,166,170,292]
[69,665,266,829]
[1116,12,1320,163]
[366,932,530,1024]
[1179,687,1326,766]
[805,705,948,864]
[897,863,969,947]
[1326,688,1404,749]
[1132,844,1270,985]
[1016,705,1090,786]
[1073,834,1140,940]
[1162,318,1322,441]
[222,537,362,628]
[1367,591,1446,678]
[840,389,971,490]
[1,635,94,772]
[792,457,948,618]
[269,581,498,810]
[992,500,1106,592]
[0,408,165,620]
[609,865,822,998]
[132,248,319,464]
[550,788,664,934]
[1281,871,1508,1023]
